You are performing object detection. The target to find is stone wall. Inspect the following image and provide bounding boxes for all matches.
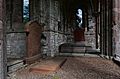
[5,0,73,58]
[85,17,96,49]
[6,0,23,31]
[30,0,71,56]
[6,0,26,58]
[113,0,120,59]
[6,33,26,58]
[48,0,67,56]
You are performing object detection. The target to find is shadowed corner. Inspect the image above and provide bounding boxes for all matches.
[112,55,120,67]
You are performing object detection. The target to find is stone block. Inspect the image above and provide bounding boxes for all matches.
[29,57,67,74]
[6,33,26,58]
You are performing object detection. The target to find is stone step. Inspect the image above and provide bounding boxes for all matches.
[7,59,26,73]
[60,48,100,55]
[59,53,100,57]
[86,48,100,53]
[59,42,93,53]
[29,57,67,74]
[60,43,100,53]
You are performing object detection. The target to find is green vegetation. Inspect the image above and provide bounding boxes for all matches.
[52,75,60,79]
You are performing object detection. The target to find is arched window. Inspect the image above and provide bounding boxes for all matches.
[76,9,83,28]
[23,0,29,23]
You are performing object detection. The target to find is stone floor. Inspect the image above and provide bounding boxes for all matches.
[8,57,120,79]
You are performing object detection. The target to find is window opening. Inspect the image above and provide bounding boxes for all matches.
[23,0,29,23]
[76,9,83,28]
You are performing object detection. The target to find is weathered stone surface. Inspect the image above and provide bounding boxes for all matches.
[85,31,96,49]
[6,0,23,31]
[6,33,26,58]
[25,21,43,64]
[5,0,73,61]
[12,0,23,22]
[85,30,96,49]
[29,0,70,57]
[29,57,67,74]
[113,0,120,60]
[113,21,120,59]
[7,59,24,73]
[5,0,25,67]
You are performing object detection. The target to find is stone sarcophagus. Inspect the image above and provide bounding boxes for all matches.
[24,20,43,64]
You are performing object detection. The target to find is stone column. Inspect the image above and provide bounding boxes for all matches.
[100,0,107,56]
[100,0,113,58]
[0,0,7,78]
[106,0,112,58]
[112,0,120,61]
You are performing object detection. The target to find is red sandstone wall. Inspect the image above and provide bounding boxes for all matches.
[25,21,42,64]
[74,28,85,42]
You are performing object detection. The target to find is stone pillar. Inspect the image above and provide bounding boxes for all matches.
[112,0,120,61]
[106,0,112,58]
[0,0,7,78]
[100,0,106,56]
[100,0,113,58]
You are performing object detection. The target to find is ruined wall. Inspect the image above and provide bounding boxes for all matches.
[6,0,26,58]
[85,17,96,49]
[6,0,23,31]
[30,0,70,56]
[5,0,72,58]
[48,0,67,56]
[6,33,26,58]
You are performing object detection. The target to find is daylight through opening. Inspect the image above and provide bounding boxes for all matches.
[76,9,83,28]
[23,0,29,23]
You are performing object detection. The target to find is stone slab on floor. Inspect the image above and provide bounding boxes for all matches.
[29,57,67,73]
